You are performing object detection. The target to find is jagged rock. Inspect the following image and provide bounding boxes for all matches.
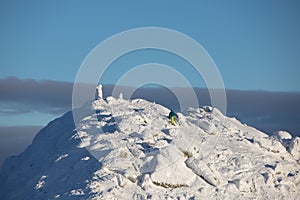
[149,145,196,187]
[185,157,220,187]
[272,130,292,141]
[271,130,292,149]
[0,96,299,199]
[254,136,287,154]
[289,137,300,160]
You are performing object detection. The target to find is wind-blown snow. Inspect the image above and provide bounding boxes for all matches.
[0,95,299,199]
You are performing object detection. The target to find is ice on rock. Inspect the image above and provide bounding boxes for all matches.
[271,130,292,149]
[203,106,213,112]
[171,126,204,159]
[102,147,140,181]
[289,137,300,160]
[0,95,299,199]
[272,130,292,140]
[106,96,116,104]
[254,136,287,154]
[191,107,226,135]
[198,120,218,135]
[35,175,47,190]
[150,145,196,188]
[55,154,69,162]
[185,157,220,187]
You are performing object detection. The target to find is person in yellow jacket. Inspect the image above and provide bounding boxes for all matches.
[168,110,178,125]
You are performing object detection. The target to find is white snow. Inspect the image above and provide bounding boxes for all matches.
[149,145,196,187]
[70,189,85,196]
[35,175,47,190]
[0,94,299,199]
[81,156,90,161]
[95,84,103,99]
[289,137,300,160]
[55,153,69,162]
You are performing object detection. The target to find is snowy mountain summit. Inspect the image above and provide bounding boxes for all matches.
[1,93,300,199]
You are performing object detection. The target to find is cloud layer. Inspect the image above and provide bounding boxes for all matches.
[1,77,300,136]
[0,77,72,115]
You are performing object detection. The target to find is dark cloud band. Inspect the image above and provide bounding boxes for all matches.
[0,77,73,114]
[0,77,299,136]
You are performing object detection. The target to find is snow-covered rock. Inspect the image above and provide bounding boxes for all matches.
[0,96,299,199]
[185,157,220,187]
[149,145,196,188]
[289,137,300,160]
[271,130,293,149]
[254,136,288,154]
[272,130,292,141]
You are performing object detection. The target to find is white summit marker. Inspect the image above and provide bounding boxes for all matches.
[96,84,103,99]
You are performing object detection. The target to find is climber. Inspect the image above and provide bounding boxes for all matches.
[168,110,178,125]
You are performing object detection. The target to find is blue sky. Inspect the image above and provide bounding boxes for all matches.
[1,1,300,165]
[1,1,300,91]
[0,0,300,127]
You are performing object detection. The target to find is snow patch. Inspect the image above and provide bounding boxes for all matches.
[70,189,85,196]
[81,156,90,161]
[35,175,47,190]
[55,153,69,162]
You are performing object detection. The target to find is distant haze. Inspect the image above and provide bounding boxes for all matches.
[0,126,42,168]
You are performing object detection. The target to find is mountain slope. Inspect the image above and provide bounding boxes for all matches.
[0,96,299,199]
